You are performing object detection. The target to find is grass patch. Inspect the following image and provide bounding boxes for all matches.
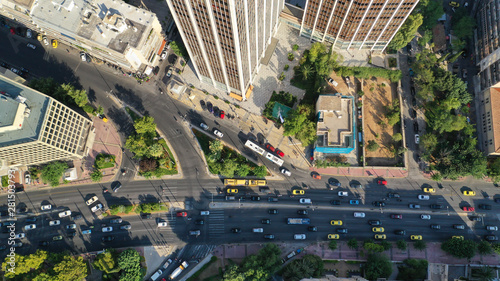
[263,91,297,120]
[186,256,218,281]
[95,153,115,169]
[324,260,339,264]
[388,57,398,68]
[125,107,140,121]
[107,202,168,216]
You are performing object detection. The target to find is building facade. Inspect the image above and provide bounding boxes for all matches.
[0,75,94,168]
[0,0,164,71]
[166,0,284,99]
[300,0,419,51]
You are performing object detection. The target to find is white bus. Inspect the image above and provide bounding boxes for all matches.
[265,152,284,166]
[244,140,265,155]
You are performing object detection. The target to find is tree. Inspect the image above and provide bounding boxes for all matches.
[282,254,324,281]
[392,133,403,142]
[223,265,245,281]
[134,116,156,135]
[380,241,392,251]
[61,83,88,108]
[29,77,60,97]
[52,256,88,281]
[477,241,493,256]
[397,259,428,281]
[117,249,144,281]
[300,64,314,80]
[364,253,393,280]
[283,105,317,146]
[221,159,238,177]
[253,165,268,177]
[169,40,189,58]
[90,168,103,182]
[487,158,500,183]
[367,140,379,151]
[236,164,251,177]
[448,51,464,63]
[238,243,282,280]
[413,240,427,251]
[40,161,69,186]
[418,30,433,46]
[363,241,384,253]
[453,16,476,39]
[421,0,444,30]
[149,143,164,158]
[397,239,407,251]
[348,238,358,250]
[93,250,119,273]
[421,133,438,151]
[474,266,494,281]
[451,39,467,52]
[2,250,48,278]
[388,14,423,50]
[328,240,338,250]
[493,243,500,255]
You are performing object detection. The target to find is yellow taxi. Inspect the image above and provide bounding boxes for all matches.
[449,1,459,7]
[372,227,385,233]
[227,188,238,194]
[52,39,58,48]
[423,187,435,193]
[292,189,305,195]
[462,190,476,196]
[328,234,339,240]
[452,236,464,240]
[411,235,422,240]
[374,234,386,240]
[330,220,343,226]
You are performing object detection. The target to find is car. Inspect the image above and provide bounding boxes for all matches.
[413,121,419,132]
[390,214,402,219]
[14,232,26,239]
[102,226,113,232]
[411,235,422,240]
[141,213,152,219]
[353,212,365,218]
[264,234,275,240]
[51,39,58,48]
[330,220,343,225]
[206,102,214,113]
[120,224,132,230]
[265,144,275,152]
[26,217,37,223]
[328,178,341,187]
[213,129,224,138]
[312,173,322,180]
[25,174,31,185]
[251,196,261,201]
[40,204,52,210]
[337,228,348,234]
[349,200,359,205]
[26,29,32,38]
[102,236,115,242]
[157,221,168,227]
[176,211,188,217]
[194,219,204,225]
[430,224,441,230]
[430,204,443,209]
[330,200,341,205]
[374,234,386,240]
[160,51,167,59]
[58,210,72,218]
[421,214,431,219]
[268,197,278,202]
[268,209,278,214]
[292,189,305,195]
[462,69,467,79]
[10,68,20,74]
[299,198,312,204]
[338,191,348,197]
[80,52,87,61]
[387,192,400,198]
[219,110,225,119]
[91,204,103,213]
[452,236,464,240]
[42,36,48,45]
[189,230,201,236]
[294,234,306,240]
[162,259,173,269]
[308,226,318,232]
[423,187,435,193]
[453,224,465,230]
[377,179,387,185]
[449,1,459,7]
[297,210,308,215]
[485,235,498,241]
[227,188,238,194]
[110,218,123,224]
[66,223,77,229]
[261,219,271,224]
[200,123,209,130]
[86,196,98,206]
[39,241,49,247]
[275,149,284,157]
[372,227,385,233]
[409,204,421,209]
[486,226,498,231]
[369,220,381,226]
[71,214,83,221]
[166,69,173,78]
[112,182,122,192]
[470,216,482,221]
[479,204,492,210]
[418,194,429,200]
[17,206,28,213]
[462,190,476,196]
[462,206,475,212]
[415,134,420,144]
[328,234,339,239]
[280,167,291,176]
[372,201,386,207]
[24,224,36,230]
[49,220,61,226]
[327,78,338,86]
[52,235,63,241]
[231,228,241,233]
[394,230,406,235]
[350,183,362,188]
[495,198,500,203]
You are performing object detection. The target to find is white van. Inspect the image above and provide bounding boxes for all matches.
[253,228,263,233]
[150,269,162,281]
[353,212,365,218]
[200,211,210,215]
[299,198,312,204]
[294,234,306,240]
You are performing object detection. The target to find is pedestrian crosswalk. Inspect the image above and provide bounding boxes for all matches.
[208,209,225,237]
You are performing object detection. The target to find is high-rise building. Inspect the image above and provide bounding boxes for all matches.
[166,0,284,99]
[0,75,95,168]
[300,0,419,51]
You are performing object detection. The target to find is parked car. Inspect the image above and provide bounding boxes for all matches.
[328,178,341,187]
[24,224,36,230]
[377,179,387,185]
[479,204,492,210]
[91,204,103,213]
[86,196,98,206]
[58,210,71,218]
[415,134,420,144]
[40,204,52,210]
[213,129,224,138]
[166,69,173,78]
[462,206,475,212]
[275,149,284,157]
[49,220,61,226]
[102,226,113,232]
[265,144,275,152]
[280,167,291,176]
[200,123,209,130]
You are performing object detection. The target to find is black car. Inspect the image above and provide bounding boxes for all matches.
[141,213,152,219]
[410,108,417,119]
[495,198,500,203]
[17,207,28,213]
[71,214,83,221]
[297,210,308,215]
[430,224,441,230]
[406,43,412,53]
[470,216,482,221]
[372,201,386,207]
[368,220,381,226]
[478,204,492,210]
[430,204,443,209]
[112,181,122,192]
[251,196,261,201]
[412,97,417,107]
[231,228,241,233]
[207,102,213,113]
[268,209,278,214]
[200,100,205,108]
[453,224,465,230]
[485,235,498,241]
[308,226,318,232]
[337,228,348,234]
[213,106,220,116]
[102,236,115,242]
[39,241,49,247]
[394,230,406,235]
[264,234,275,240]
[25,217,37,222]
[330,200,341,205]
[387,192,400,198]
[261,219,271,224]
[328,178,341,187]
[413,121,419,132]
[195,219,204,225]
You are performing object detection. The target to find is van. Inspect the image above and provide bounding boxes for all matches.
[299,198,312,204]
[150,269,162,281]
[253,228,263,233]
[225,196,236,201]
[294,234,306,240]
[200,210,210,216]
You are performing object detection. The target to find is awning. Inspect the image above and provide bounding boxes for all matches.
[245,85,254,99]
[157,39,166,55]
[229,92,243,101]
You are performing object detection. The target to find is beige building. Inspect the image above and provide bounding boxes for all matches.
[0,0,164,71]
[478,87,500,156]
[0,75,95,168]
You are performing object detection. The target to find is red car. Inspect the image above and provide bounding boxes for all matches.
[377,179,387,185]
[10,28,15,35]
[219,110,225,119]
[390,214,402,219]
[276,149,284,157]
[462,206,475,212]
[265,144,275,152]
[176,211,188,217]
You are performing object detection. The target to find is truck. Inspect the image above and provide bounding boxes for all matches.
[169,261,189,279]
[287,218,311,225]
[224,179,247,186]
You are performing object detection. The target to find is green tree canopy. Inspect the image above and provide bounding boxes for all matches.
[283,105,317,146]
[282,254,324,281]
[61,83,88,108]
[453,16,476,39]
[40,161,69,186]
[348,238,358,249]
[134,116,157,135]
[421,0,444,30]
[397,259,428,281]
[478,241,494,256]
[441,238,477,259]
[365,253,393,280]
[52,256,88,281]
[388,14,423,50]
[93,250,119,273]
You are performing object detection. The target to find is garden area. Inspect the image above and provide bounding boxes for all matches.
[105,202,168,217]
[263,91,297,121]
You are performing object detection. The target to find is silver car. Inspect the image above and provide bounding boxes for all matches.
[200,123,209,130]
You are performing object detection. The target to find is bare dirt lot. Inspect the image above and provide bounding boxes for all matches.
[363,77,400,166]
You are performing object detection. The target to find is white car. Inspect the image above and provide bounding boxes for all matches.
[102,226,113,232]
[486,226,498,231]
[294,234,306,240]
[200,123,209,130]
[42,36,48,45]
[166,69,173,78]
[280,167,291,176]
[418,194,430,200]
[24,224,36,230]
[15,233,26,239]
[86,196,98,206]
[338,191,348,197]
[91,203,103,213]
[10,68,20,74]
[27,43,36,50]
[25,174,31,184]
[353,212,365,218]
[26,29,32,38]
[58,210,72,218]
[299,198,312,204]
[66,223,77,229]
[40,204,52,210]
[421,214,431,220]
[158,221,168,227]
[213,129,224,138]
[415,134,420,144]
[160,51,167,60]
[327,78,338,86]
[162,259,173,269]
[49,220,61,226]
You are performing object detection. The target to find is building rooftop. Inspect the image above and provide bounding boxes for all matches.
[31,0,155,53]
[8,0,36,10]
[316,94,353,148]
[490,87,500,154]
[0,75,50,148]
